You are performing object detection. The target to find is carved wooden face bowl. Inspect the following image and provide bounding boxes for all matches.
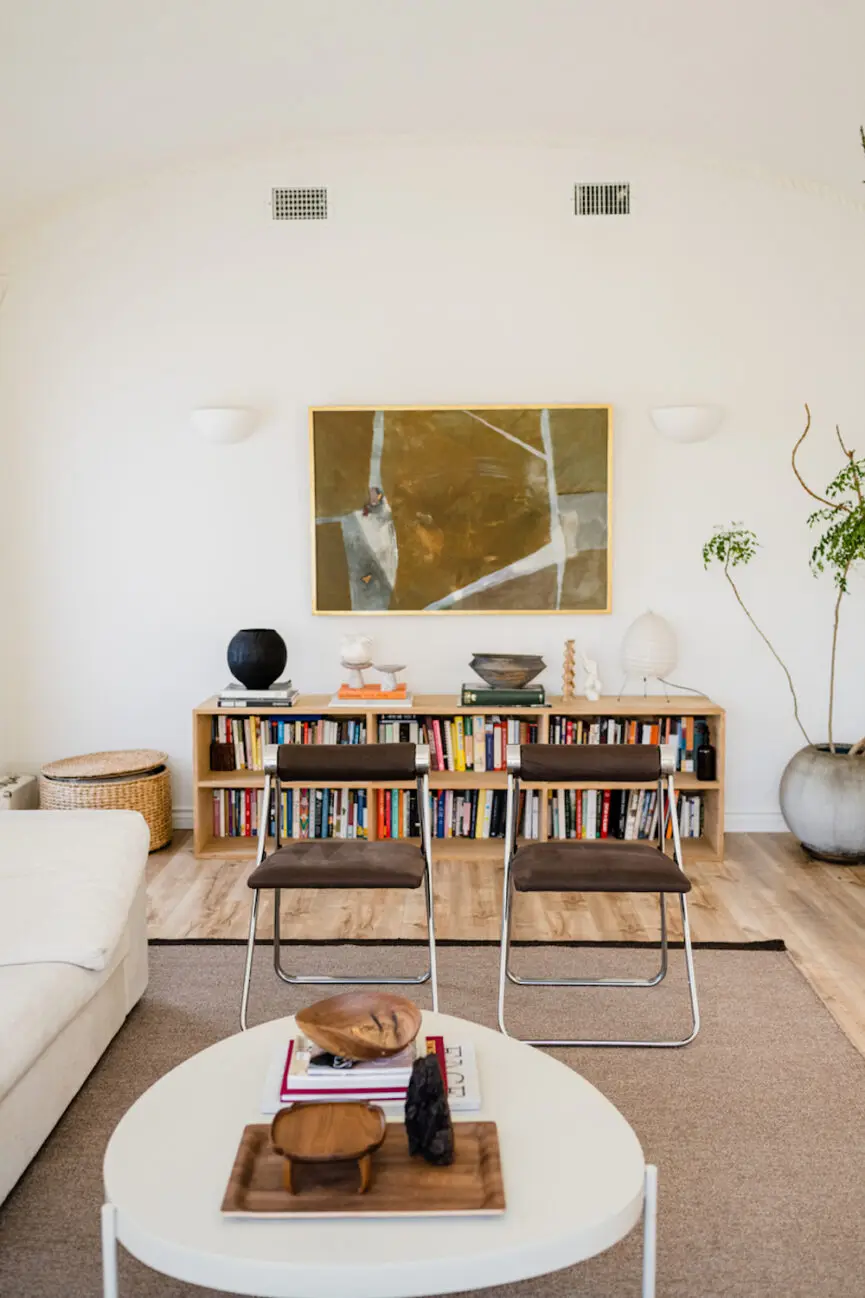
[296,991,422,1061]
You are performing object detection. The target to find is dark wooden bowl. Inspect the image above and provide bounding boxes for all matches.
[296,990,422,1060]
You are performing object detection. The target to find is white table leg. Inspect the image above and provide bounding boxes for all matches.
[102,1202,119,1298]
[642,1164,658,1298]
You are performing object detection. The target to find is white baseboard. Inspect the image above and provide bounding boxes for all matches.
[173,807,193,830]
[724,812,787,833]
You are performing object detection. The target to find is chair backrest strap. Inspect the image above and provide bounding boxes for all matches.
[274,742,422,783]
[516,743,663,783]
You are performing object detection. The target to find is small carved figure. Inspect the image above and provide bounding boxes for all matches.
[582,654,602,702]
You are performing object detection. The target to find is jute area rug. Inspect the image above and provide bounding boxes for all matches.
[2,941,865,1297]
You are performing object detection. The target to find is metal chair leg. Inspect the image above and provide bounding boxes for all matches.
[424,863,439,1012]
[239,889,260,1031]
[498,886,700,1048]
[507,891,669,989]
[241,762,440,1026]
[270,881,434,990]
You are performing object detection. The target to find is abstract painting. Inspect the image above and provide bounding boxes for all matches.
[310,405,611,614]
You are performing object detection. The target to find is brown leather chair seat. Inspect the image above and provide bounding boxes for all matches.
[247,840,426,891]
[511,841,692,894]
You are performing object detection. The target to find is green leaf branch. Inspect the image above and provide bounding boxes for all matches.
[703,525,813,747]
[703,406,865,755]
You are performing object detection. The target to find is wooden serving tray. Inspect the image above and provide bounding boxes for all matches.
[222,1121,505,1218]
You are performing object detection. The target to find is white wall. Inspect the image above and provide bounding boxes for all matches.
[1,140,864,828]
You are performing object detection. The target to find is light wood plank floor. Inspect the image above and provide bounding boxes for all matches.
[147,831,865,1054]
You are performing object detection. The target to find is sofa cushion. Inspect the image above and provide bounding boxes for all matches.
[0,810,150,971]
[0,960,109,1103]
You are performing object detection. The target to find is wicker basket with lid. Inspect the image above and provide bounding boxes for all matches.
[39,749,172,851]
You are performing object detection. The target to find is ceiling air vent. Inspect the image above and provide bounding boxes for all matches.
[575,183,630,216]
[271,187,328,220]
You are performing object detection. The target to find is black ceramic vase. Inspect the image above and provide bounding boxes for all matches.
[226,628,287,690]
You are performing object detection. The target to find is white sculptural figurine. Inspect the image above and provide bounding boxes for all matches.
[340,634,373,689]
[582,653,602,702]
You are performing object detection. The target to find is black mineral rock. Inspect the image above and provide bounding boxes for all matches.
[404,1055,454,1165]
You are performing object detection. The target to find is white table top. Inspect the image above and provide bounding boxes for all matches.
[104,1011,645,1298]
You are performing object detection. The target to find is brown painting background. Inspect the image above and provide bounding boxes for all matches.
[312,407,609,612]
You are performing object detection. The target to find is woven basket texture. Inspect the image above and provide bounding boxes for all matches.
[39,752,172,851]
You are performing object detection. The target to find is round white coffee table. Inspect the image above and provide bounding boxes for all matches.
[102,1011,657,1298]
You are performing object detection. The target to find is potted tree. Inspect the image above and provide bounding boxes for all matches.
[703,406,865,862]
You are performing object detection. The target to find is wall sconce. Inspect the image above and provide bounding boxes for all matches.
[649,405,723,444]
[191,407,257,444]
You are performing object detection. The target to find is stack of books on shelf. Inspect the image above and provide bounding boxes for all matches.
[460,683,545,706]
[377,715,538,772]
[548,714,711,774]
[218,681,298,708]
[211,715,366,771]
[261,1033,480,1112]
[548,788,704,840]
[212,787,368,839]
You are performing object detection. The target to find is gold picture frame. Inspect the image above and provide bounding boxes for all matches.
[309,404,612,615]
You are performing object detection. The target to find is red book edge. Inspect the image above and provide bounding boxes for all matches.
[279,1035,448,1103]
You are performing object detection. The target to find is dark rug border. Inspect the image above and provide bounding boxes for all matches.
[149,937,786,951]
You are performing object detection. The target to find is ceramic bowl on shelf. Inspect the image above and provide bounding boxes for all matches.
[469,653,546,689]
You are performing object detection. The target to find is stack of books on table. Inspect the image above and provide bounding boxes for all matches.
[261,1033,480,1113]
[218,681,298,708]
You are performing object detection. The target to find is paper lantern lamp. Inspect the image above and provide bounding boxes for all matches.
[621,611,677,680]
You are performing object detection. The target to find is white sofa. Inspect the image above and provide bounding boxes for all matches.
[0,809,150,1204]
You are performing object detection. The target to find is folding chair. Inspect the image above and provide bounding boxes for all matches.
[497,742,699,1047]
[240,741,437,1029]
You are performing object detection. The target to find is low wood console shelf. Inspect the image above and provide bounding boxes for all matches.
[193,694,725,863]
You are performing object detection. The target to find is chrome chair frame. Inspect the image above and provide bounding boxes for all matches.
[240,743,438,1029]
[497,743,700,1048]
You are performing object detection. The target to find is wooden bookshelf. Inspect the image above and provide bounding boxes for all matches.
[193,694,725,862]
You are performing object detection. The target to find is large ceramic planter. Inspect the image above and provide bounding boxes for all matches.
[779,744,865,863]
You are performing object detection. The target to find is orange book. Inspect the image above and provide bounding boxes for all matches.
[685,716,695,772]
[666,791,679,839]
[377,792,385,840]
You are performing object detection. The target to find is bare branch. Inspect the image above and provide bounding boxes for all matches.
[835,423,854,459]
[724,560,812,747]
[792,404,847,512]
[835,424,865,507]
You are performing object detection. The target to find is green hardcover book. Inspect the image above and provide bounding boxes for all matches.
[461,684,545,706]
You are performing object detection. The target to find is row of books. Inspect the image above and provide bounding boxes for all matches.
[548,788,704,840]
[376,715,539,772]
[211,787,369,839]
[210,786,543,841]
[210,715,366,771]
[547,715,710,774]
[211,786,702,842]
[377,788,542,840]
